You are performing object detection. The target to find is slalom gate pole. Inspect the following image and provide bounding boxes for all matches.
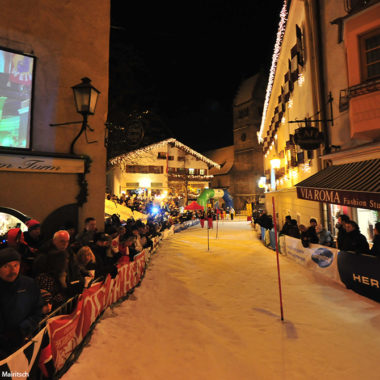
[216,213,219,239]
[207,223,210,251]
[272,196,284,321]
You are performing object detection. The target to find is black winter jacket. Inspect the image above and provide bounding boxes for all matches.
[341,229,370,254]
[0,275,43,358]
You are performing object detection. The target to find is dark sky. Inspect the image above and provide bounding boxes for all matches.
[110,1,284,152]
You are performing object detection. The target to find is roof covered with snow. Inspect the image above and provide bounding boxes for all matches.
[109,138,221,169]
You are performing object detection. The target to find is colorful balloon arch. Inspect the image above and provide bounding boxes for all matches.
[197,189,234,210]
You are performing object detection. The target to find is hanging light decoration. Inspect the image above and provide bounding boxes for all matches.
[258,0,288,143]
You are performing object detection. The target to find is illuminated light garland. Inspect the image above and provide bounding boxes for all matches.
[168,174,214,180]
[109,138,221,169]
[258,0,288,143]
[298,73,305,86]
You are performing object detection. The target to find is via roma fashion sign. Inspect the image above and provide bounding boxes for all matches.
[296,187,380,211]
[0,154,84,174]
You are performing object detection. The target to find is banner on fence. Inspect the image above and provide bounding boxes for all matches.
[0,327,46,380]
[47,249,149,371]
[283,236,340,283]
[174,219,200,233]
[337,251,380,302]
[0,228,176,376]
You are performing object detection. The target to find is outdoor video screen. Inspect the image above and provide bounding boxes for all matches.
[0,47,34,149]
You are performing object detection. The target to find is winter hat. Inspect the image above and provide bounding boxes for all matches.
[0,247,21,267]
[26,219,41,231]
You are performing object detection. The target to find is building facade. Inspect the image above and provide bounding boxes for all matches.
[258,0,324,227]
[107,139,220,204]
[0,1,109,237]
[204,73,266,212]
[259,0,380,241]
[232,73,266,211]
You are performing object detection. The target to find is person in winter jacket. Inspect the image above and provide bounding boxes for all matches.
[6,228,34,276]
[306,218,319,244]
[76,246,97,279]
[287,219,301,239]
[336,214,350,250]
[279,216,292,236]
[0,248,43,359]
[341,221,370,254]
[75,217,97,247]
[316,224,334,247]
[34,230,84,296]
[370,222,380,256]
[23,219,44,251]
[299,224,310,247]
[257,211,273,230]
[35,249,72,310]
[89,233,118,279]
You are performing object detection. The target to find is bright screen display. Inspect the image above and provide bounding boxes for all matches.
[0,47,34,149]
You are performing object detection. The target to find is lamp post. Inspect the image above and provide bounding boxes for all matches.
[70,77,100,154]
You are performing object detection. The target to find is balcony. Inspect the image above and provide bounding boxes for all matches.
[340,79,380,139]
[344,0,380,13]
[339,78,380,111]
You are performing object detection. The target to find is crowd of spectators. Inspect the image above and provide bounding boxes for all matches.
[254,209,379,255]
[0,206,177,360]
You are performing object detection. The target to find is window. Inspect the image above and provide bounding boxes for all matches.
[199,169,205,175]
[177,156,185,161]
[157,152,166,159]
[360,29,380,81]
[188,168,194,174]
[126,165,163,173]
[0,47,35,149]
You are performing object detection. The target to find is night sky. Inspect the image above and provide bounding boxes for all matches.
[110,1,284,152]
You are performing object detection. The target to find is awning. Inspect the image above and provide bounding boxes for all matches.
[295,159,380,211]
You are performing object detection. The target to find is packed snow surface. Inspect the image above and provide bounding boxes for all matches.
[63,221,380,380]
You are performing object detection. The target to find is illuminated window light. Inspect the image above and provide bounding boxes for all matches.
[275,134,278,140]
[288,98,293,109]
[281,116,286,123]
[298,73,305,86]
[302,163,311,173]
[270,158,281,169]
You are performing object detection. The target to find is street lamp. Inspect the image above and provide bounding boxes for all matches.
[72,77,100,116]
[70,77,100,154]
[50,77,100,154]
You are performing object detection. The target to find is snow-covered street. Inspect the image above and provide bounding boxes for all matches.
[63,221,380,380]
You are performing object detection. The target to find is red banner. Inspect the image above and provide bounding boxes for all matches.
[48,248,151,370]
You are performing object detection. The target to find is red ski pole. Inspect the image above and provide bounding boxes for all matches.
[272,196,284,321]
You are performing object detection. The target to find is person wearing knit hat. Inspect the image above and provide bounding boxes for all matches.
[0,247,43,359]
[24,219,43,251]
[0,247,21,282]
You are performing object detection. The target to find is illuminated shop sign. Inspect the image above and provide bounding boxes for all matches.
[0,153,84,173]
[296,187,380,211]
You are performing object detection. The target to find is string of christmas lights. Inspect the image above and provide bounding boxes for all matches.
[258,0,288,143]
[109,138,221,169]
